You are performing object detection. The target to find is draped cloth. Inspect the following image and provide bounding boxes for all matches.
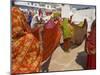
[61,18,73,39]
[85,20,96,69]
[61,18,73,50]
[12,7,42,74]
[33,19,61,62]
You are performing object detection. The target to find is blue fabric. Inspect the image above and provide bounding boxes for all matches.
[28,13,32,25]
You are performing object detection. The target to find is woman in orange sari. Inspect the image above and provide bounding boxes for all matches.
[12,7,42,74]
[85,19,96,69]
[32,17,61,72]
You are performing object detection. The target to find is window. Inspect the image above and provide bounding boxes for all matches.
[27,2,30,5]
[47,5,50,8]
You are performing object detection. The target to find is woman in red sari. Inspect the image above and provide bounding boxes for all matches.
[85,19,96,69]
[12,7,42,74]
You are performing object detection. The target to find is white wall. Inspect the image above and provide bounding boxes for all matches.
[61,4,71,18]
[72,8,95,32]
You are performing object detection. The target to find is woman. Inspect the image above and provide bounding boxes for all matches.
[85,19,96,69]
[28,11,33,26]
[12,7,42,74]
[61,18,73,52]
[32,17,61,72]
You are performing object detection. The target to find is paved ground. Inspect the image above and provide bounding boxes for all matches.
[20,41,87,75]
[49,40,87,72]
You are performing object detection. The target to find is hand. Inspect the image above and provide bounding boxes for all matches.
[86,48,90,54]
[86,48,96,55]
[90,49,96,54]
[87,32,90,37]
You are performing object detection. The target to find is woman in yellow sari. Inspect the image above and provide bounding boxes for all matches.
[12,7,42,74]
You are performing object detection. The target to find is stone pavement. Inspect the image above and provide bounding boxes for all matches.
[49,41,87,72]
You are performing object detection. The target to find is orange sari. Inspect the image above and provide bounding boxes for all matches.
[33,19,61,62]
[12,7,41,74]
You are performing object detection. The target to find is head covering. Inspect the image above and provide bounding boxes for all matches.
[53,12,61,18]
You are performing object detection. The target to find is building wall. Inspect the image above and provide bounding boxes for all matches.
[72,9,96,32]
[61,4,71,18]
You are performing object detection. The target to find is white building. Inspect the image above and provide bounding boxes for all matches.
[61,4,72,18]
[72,8,96,32]
[14,1,60,10]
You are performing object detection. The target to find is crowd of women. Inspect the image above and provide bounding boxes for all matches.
[11,6,96,74]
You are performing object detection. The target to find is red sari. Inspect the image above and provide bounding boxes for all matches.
[85,20,96,69]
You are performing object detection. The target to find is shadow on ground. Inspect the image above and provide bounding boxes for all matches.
[75,51,87,69]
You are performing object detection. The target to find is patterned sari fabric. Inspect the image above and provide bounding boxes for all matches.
[12,7,42,74]
[33,19,61,62]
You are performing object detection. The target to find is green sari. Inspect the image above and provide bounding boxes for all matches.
[61,18,73,39]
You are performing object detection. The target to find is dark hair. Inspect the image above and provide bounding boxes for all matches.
[62,4,65,6]
[91,19,96,30]
[11,0,15,6]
